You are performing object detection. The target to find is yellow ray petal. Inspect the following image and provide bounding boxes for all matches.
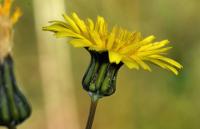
[148,59,179,75]
[63,14,80,33]
[72,12,87,33]
[2,0,11,16]
[54,30,84,39]
[149,55,183,68]
[107,30,116,50]
[131,56,151,71]
[95,16,105,33]
[48,20,69,28]
[123,59,139,69]
[109,51,122,64]
[149,40,170,50]
[69,39,92,48]
[137,47,172,57]
[89,31,104,48]
[119,32,142,54]
[139,35,156,46]
[43,24,68,32]
[87,18,94,30]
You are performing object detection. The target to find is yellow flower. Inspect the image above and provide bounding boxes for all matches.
[43,12,182,75]
[0,0,22,25]
[0,0,22,61]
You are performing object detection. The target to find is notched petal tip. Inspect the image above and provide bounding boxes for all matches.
[42,26,48,31]
[142,35,156,43]
[42,26,56,32]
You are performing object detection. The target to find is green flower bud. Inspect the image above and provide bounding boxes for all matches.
[82,51,123,97]
[0,55,31,127]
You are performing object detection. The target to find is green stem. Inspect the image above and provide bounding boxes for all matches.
[85,94,100,129]
[8,125,17,129]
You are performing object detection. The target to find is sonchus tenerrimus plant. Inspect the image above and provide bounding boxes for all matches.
[43,12,183,129]
[0,0,31,129]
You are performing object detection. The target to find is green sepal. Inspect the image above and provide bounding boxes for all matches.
[82,51,122,97]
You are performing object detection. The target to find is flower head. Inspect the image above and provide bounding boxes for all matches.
[0,0,22,25]
[43,12,182,75]
[0,0,22,61]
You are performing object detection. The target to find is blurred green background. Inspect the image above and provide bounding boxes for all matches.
[2,0,200,129]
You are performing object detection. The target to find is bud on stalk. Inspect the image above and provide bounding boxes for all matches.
[0,55,31,128]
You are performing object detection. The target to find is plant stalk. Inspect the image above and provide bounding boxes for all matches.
[85,94,99,129]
